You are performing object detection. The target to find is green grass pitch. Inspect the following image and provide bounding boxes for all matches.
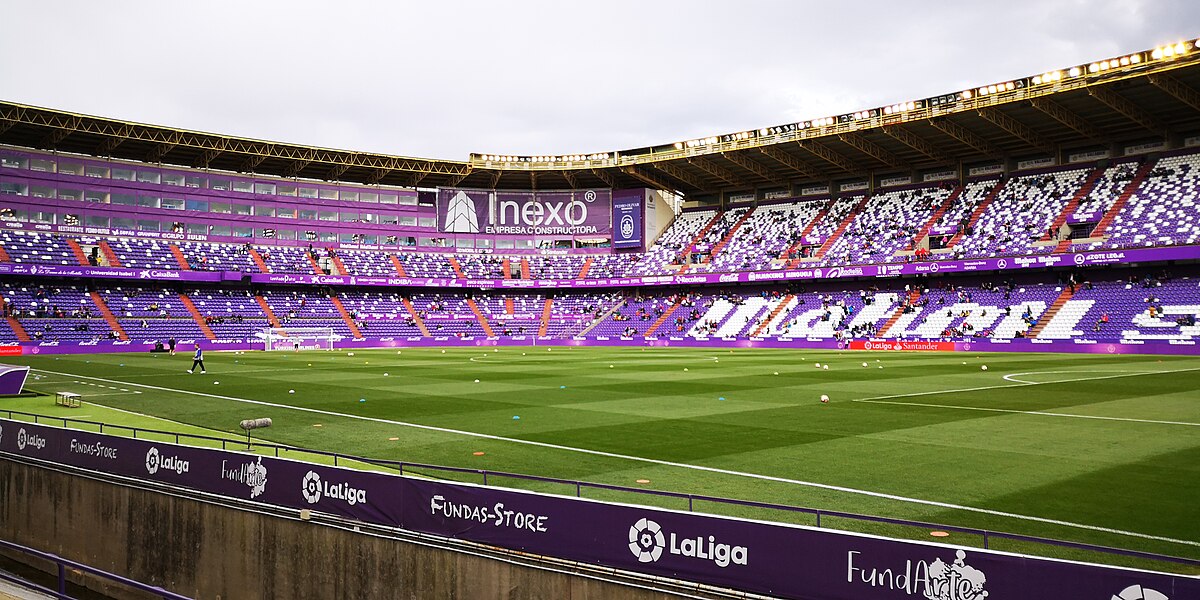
[5,346,1199,570]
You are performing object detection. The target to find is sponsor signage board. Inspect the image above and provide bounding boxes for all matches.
[1017,157,1056,170]
[923,170,957,182]
[437,188,612,236]
[611,189,644,249]
[967,165,1003,177]
[5,247,1200,291]
[1,419,1195,599]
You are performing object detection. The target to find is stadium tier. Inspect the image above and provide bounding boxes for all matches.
[3,144,1200,353]
[4,270,1198,346]
[4,150,1200,284]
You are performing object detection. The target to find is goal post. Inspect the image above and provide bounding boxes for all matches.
[255,327,340,351]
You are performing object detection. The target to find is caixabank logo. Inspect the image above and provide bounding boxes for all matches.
[300,470,367,506]
[627,517,748,568]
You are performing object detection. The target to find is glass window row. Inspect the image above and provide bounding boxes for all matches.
[0,152,417,204]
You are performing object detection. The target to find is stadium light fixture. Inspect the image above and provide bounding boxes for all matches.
[473,42,1188,168]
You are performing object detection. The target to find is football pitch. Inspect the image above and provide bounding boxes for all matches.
[5,346,1199,569]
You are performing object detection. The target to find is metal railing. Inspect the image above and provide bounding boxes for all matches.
[0,538,191,600]
[4,409,1198,572]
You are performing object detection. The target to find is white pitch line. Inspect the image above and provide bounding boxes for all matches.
[29,367,1200,548]
[1002,370,1147,385]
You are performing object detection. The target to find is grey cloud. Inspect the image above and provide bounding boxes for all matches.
[1,0,1196,160]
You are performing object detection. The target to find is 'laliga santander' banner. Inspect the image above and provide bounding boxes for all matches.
[849,340,957,352]
[437,188,612,236]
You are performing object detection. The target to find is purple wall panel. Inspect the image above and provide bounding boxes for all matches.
[1,419,1195,599]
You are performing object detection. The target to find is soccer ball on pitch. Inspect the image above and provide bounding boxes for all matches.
[981,365,988,371]
[820,395,829,403]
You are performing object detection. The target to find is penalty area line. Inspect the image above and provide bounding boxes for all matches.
[28,367,1200,549]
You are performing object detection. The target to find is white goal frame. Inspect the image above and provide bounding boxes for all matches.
[256,327,340,351]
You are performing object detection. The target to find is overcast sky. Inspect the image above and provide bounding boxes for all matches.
[1,1,1197,161]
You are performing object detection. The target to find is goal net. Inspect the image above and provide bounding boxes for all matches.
[255,327,339,351]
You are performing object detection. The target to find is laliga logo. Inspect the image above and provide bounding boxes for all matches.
[16,428,46,451]
[620,214,635,238]
[629,518,665,563]
[627,517,748,568]
[144,447,189,475]
[300,470,367,506]
[301,471,323,503]
[1112,584,1169,600]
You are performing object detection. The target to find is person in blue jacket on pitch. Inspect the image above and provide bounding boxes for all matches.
[187,344,206,374]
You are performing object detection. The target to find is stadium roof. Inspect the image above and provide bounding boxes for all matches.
[3,42,1200,195]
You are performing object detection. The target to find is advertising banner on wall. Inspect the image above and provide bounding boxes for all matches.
[0,262,224,282]
[3,418,1197,600]
[437,188,612,236]
[10,245,1200,290]
[611,189,644,249]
